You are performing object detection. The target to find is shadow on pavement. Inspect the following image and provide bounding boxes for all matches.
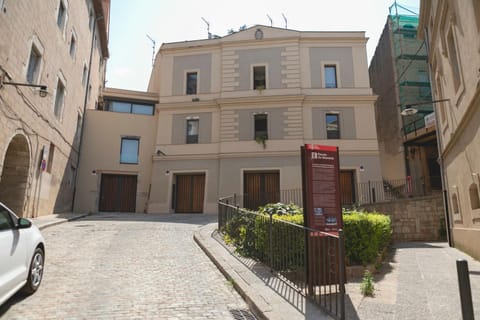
[76,212,218,226]
[211,230,328,319]
[0,292,29,317]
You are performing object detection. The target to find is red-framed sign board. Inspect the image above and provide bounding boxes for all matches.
[301,144,343,232]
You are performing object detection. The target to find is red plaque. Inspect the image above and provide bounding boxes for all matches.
[301,144,343,232]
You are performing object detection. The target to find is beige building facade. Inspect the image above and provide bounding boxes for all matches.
[419,0,480,260]
[0,0,110,217]
[75,26,382,214]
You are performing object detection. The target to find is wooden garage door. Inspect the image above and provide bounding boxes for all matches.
[340,170,355,206]
[244,171,280,210]
[99,174,137,212]
[175,174,205,213]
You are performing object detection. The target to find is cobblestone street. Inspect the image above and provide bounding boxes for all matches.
[0,213,254,319]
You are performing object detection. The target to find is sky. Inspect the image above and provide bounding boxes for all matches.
[105,0,420,91]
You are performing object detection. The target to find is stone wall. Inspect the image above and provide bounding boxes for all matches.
[359,193,445,241]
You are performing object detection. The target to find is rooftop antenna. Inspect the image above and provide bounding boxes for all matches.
[282,13,287,29]
[267,14,273,27]
[201,17,212,39]
[146,34,155,67]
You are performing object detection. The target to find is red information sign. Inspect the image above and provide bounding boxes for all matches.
[301,144,343,232]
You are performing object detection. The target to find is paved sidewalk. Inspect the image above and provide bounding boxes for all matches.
[345,242,480,320]
[194,222,333,320]
[31,212,90,230]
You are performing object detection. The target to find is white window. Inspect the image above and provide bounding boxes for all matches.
[186,119,199,144]
[54,77,66,118]
[26,45,41,84]
[253,65,266,90]
[324,65,338,88]
[186,72,198,95]
[120,138,139,164]
[446,27,461,91]
[69,32,77,58]
[82,65,88,88]
[57,0,67,31]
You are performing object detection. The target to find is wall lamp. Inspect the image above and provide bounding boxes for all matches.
[400,99,450,116]
[1,81,48,97]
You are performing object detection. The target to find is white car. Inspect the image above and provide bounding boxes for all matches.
[0,202,45,306]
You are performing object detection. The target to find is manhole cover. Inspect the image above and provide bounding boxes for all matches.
[229,309,256,320]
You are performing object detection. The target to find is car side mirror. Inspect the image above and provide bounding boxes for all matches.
[17,217,32,229]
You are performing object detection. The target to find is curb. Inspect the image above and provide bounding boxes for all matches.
[193,223,332,320]
[37,213,91,230]
[193,229,268,320]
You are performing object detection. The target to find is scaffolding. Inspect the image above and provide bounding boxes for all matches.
[389,1,432,135]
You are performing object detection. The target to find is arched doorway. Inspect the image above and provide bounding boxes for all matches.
[0,134,31,216]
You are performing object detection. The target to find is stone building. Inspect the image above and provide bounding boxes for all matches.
[0,0,110,217]
[75,26,382,214]
[419,0,480,260]
[369,3,439,192]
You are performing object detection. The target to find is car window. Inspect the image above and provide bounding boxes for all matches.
[0,206,15,231]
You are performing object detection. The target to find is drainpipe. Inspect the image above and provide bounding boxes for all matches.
[71,14,104,212]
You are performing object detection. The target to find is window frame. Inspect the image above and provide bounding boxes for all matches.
[254,113,268,140]
[69,30,77,58]
[185,70,199,95]
[26,45,41,85]
[120,137,140,164]
[82,64,88,88]
[56,0,68,35]
[53,74,67,120]
[25,37,44,85]
[186,118,199,144]
[326,112,340,139]
[322,62,340,88]
[105,100,155,116]
[252,64,267,90]
[47,143,55,173]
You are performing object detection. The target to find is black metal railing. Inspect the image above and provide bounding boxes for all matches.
[218,196,345,320]
[356,176,441,205]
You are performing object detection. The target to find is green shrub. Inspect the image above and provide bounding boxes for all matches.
[343,210,392,266]
[254,213,305,270]
[258,202,303,216]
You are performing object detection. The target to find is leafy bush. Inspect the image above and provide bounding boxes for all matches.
[222,203,392,269]
[254,213,305,270]
[343,210,392,266]
[258,202,303,216]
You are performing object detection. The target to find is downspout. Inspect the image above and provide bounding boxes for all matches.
[71,14,104,211]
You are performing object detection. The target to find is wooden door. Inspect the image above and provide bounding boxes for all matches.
[244,171,280,210]
[99,174,137,212]
[175,174,205,213]
[339,170,355,206]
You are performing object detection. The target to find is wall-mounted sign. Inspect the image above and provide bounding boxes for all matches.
[301,144,343,232]
[424,112,436,129]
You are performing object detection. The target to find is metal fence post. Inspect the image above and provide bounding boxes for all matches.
[368,181,372,204]
[456,259,474,320]
[338,229,346,320]
[269,212,273,272]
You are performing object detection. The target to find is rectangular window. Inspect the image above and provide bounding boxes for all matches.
[326,113,340,139]
[186,72,198,95]
[324,65,338,88]
[26,46,41,84]
[120,138,139,164]
[57,0,66,30]
[253,66,266,90]
[254,114,268,140]
[186,119,199,144]
[47,143,55,173]
[82,65,88,88]
[54,79,66,118]
[69,34,76,58]
[446,28,461,90]
[105,101,154,115]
